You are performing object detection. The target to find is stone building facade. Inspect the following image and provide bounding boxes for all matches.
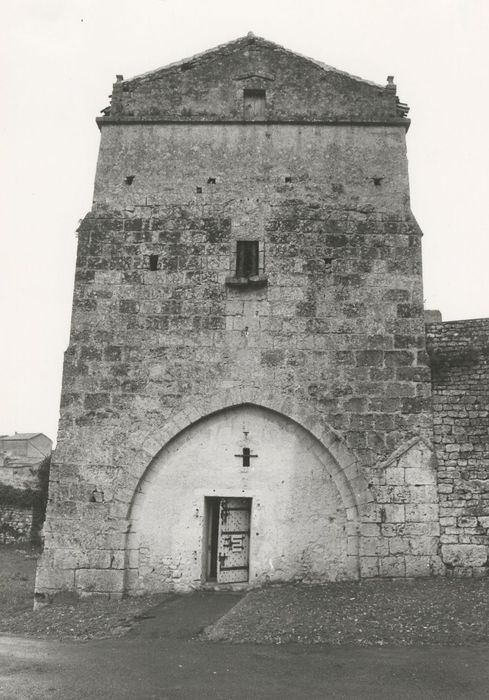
[35,35,488,600]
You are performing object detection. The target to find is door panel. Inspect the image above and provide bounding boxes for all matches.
[217,498,251,584]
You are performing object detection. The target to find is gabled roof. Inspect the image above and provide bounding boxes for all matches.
[1,433,42,440]
[102,33,408,125]
[125,33,383,89]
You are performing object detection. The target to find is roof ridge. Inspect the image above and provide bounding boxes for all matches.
[0,432,42,439]
[122,33,383,89]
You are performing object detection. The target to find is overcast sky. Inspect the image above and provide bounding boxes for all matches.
[1,0,488,443]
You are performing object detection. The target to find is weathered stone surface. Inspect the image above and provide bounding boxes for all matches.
[104,34,405,124]
[427,319,489,575]
[131,405,356,591]
[0,506,34,544]
[441,544,488,569]
[34,35,486,598]
[74,568,124,594]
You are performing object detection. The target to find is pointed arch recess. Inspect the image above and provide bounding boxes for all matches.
[137,387,366,497]
[123,391,369,591]
[132,388,369,519]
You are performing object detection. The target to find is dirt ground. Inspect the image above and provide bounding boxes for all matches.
[0,545,169,640]
[2,545,489,646]
[205,578,489,645]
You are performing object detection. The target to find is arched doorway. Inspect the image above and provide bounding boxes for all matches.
[126,404,360,593]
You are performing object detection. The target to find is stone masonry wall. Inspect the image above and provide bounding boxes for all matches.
[36,121,437,598]
[107,34,402,123]
[0,505,34,544]
[36,40,436,597]
[427,319,489,576]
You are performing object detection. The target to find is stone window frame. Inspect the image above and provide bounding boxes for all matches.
[225,239,267,288]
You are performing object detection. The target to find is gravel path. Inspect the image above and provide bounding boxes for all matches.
[205,578,489,646]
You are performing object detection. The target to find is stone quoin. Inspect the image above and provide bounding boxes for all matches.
[35,34,489,601]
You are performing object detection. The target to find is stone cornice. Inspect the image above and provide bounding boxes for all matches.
[96,116,411,131]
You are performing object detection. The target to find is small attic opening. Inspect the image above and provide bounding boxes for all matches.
[244,89,266,120]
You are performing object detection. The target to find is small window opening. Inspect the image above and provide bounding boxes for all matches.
[243,89,266,120]
[373,177,383,187]
[196,186,202,193]
[285,176,292,183]
[236,241,259,278]
[207,177,216,185]
[125,175,135,185]
[149,254,159,271]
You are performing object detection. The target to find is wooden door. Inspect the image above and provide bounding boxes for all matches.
[217,498,251,583]
[243,90,266,120]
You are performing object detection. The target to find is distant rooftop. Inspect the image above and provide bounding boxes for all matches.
[1,433,43,441]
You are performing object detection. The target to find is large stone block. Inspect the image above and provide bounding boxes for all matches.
[405,504,439,522]
[441,544,488,568]
[359,556,379,578]
[35,565,75,592]
[74,568,124,593]
[379,555,405,577]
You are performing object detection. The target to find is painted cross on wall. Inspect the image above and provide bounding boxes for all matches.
[234,447,258,467]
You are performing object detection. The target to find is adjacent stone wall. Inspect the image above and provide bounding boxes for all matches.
[427,319,489,576]
[0,505,34,544]
[361,438,441,578]
[0,462,40,490]
[0,456,51,546]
